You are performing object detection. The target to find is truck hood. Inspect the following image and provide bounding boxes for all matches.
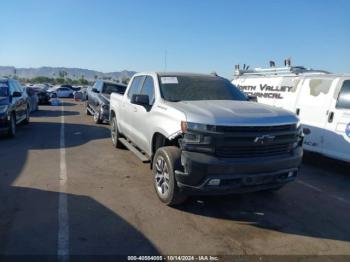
[167,100,298,126]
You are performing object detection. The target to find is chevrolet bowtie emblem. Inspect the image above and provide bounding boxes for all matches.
[254,135,276,144]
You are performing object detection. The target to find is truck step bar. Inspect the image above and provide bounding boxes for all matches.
[118,138,150,163]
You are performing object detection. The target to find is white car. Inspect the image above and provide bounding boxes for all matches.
[48,85,74,98]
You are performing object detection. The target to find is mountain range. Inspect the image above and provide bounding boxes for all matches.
[0,66,136,81]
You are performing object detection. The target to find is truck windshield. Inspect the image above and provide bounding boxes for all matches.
[103,84,127,95]
[159,75,247,102]
[0,82,9,97]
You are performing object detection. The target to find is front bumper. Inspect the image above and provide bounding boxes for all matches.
[175,147,303,195]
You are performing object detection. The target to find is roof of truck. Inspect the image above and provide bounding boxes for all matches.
[156,72,219,78]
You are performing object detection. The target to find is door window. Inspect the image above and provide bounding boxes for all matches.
[140,76,155,105]
[336,80,350,109]
[9,80,18,95]
[127,76,145,99]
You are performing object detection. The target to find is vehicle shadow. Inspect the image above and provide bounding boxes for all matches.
[176,183,350,243]
[0,120,159,255]
[31,110,80,118]
[302,151,349,175]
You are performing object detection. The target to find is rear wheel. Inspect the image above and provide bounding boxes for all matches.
[7,113,16,138]
[153,146,187,206]
[111,117,125,149]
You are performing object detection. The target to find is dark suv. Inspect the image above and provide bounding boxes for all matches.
[0,78,31,137]
[86,80,126,124]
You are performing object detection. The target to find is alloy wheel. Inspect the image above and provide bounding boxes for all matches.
[155,156,170,197]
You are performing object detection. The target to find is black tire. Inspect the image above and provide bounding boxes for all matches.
[111,117,125,149]
[7,113,16,138]
[153,146,187,206]
[22,106,30,125]
[93,111,102,124]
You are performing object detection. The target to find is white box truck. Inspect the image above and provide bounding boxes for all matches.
[232,64,350,162]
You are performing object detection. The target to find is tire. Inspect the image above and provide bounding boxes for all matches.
[110,117,125,149]
[22,106,30,125]
[7,113,16,138]
[153,146,187,206]
[93,110,102,124]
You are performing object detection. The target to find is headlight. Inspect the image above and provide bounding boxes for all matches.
[296,120,301,129]
[180,121,214,153]
[181,121,216,132]
[0,105,8,114]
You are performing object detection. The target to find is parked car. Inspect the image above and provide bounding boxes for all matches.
[86,80,126,124]
[0,78,31,137]
[48,85,74,98]
[32,87,51,105]
[24,87,39,112]
[110,72,303,205]
[232,63,350,162]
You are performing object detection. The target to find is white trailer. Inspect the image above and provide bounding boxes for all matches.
[232,64,350,162]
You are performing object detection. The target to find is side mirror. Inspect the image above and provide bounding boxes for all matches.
[12,91,22,97]
[131,94,150,106]
[92,88,99,93]
[247,95,258,102]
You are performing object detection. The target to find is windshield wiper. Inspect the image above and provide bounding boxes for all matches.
[167,99,182,102]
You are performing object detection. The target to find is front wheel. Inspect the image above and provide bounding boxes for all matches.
[7,113,16,138]
[153,146,187,206]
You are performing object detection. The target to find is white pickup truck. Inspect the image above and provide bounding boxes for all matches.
[110,72,303,205]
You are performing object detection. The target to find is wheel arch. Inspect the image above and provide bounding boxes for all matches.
[150,132,181,168]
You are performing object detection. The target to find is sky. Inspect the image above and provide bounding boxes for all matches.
[1,0,350,78]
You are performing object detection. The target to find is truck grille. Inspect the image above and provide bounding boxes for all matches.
[214,124,298,158]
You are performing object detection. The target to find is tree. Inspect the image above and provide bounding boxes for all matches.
[122,77,130,85]
[59,70,68,79]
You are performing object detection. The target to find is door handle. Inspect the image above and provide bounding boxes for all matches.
[133,107,137,112]
[328,111,334,123]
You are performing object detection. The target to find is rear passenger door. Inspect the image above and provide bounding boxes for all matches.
[119,76,145,141]
[131,76,156,152]
[323,79,350,161]
[294,78,335,154]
